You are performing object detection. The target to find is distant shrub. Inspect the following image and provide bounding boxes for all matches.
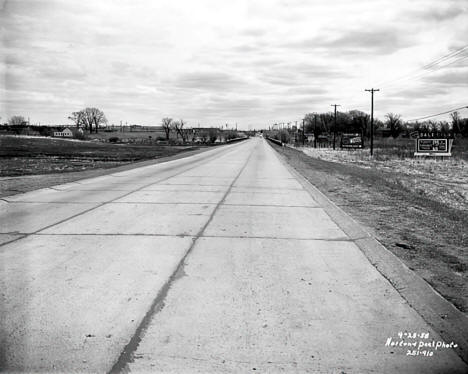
[225,131,238,141]
[109,136,119,143]
[208,128,218,143]
[274,130,290,143]
[74,131,87,140]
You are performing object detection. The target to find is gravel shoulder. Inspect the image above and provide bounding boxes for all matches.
[270,142,467,314]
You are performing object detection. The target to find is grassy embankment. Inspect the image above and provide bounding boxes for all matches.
[0,136,198,177]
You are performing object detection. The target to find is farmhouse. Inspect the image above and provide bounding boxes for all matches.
[53,127,83,138]
[53,128,73,137]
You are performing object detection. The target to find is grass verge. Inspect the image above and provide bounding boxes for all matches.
[0,136,213,198]
[0,136,199,176]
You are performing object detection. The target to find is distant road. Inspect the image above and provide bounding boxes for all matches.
[1,138,466,373]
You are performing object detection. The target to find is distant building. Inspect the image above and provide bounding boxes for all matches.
[53,128,73,137]
[53,127,83,138]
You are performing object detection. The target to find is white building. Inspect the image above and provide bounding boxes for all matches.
[53,128,74,137]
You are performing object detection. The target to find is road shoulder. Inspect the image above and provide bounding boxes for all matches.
[269,142,468,364]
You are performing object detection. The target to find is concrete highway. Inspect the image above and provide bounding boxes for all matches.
[1,138,466,373]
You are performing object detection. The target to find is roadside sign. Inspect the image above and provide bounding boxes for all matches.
[414,132,453,157]
[340,133,363,149]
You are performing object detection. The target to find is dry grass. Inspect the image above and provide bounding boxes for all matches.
[0,135,198,176]
[297,142,468,211]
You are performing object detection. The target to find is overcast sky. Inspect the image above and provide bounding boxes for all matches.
[1,0,467,129]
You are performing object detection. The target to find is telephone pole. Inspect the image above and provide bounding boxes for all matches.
[314,114,317,148]
[365,88,379,156]
[331,104,340,150]
[302,118,305,145]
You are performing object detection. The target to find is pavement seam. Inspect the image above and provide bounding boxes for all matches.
[1,232,357,241]
[108,140,256,374]
[268,140,468,364]
[1,201,322,207]
[0,144,247,250]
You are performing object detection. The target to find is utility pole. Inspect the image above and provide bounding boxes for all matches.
[365,88,379,156]
[302,118,305,145]
[331,104,340,150]
[314,114,317,148]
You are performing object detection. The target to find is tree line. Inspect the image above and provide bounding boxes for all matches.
[298,110,468,138]
[5,107,468,139]
[161,117,239,143]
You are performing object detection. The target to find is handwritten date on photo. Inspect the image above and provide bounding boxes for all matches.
[385,332,458,357]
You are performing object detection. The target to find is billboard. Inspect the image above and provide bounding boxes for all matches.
[414,132,453,156]
[340,133,363,149]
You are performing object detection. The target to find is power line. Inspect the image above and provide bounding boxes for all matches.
[406,105,468,122]
[377,44,468,89]
[378,45,468,86]
[420,45,468,71]
[379,55,468,90]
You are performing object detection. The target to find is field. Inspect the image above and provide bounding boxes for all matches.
[87,129,167,142]
[298,141,468,211]
[366,137,468,160]
[271,140,467,314]
[0,135,198,177]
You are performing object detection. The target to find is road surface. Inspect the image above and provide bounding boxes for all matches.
[1,138,466,373]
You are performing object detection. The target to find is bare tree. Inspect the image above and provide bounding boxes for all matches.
[174,119,187,142]
[349,110,369,134]
[69,108,107,133]
[8,115,26,126]
[385,113,402,138]
[451,111,460,134]
[87,107,107,133]
[161,117,173,140]
[172,121,180,139]
[68,111,86,129]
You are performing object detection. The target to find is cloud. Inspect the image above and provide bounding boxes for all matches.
[403,3,466,22]
[232,43,268,53]
[168,71,247,91]
[422,68,468,87]
[239,27,268,37]
[111,61,132,75]
[274,62,347,79]
[40,64,87,81]
[284,27,414,56]
[1,0,467,126]
[392,86,449,99]
[330,29,413,54]
[283,86,328,96]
